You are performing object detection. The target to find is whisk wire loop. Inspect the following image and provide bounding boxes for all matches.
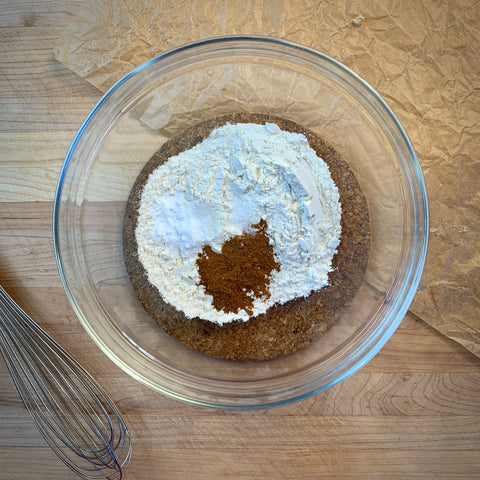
[0,286,131,479]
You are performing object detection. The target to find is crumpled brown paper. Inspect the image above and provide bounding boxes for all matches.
[53,0,480,357]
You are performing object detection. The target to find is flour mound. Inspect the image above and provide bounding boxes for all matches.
[135,122,342,325]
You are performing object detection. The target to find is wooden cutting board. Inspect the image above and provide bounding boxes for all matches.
[1,2,479,479]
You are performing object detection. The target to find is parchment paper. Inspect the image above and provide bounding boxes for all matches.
[53,0,480,357]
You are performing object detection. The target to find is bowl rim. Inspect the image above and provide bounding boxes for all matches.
[53,35,429,409]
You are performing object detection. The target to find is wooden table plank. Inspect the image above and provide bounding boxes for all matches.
[1,446,478,480]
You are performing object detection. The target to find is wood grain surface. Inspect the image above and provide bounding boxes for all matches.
[1,2,479,479]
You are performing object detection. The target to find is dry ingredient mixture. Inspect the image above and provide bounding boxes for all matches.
[135,122,342,325]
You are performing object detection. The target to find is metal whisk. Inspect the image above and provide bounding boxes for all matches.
[0,286,131,479]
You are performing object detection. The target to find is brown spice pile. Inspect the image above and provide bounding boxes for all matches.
[196,219,280,315]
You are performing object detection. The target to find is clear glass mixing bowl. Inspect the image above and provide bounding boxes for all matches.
[54,36,428,409]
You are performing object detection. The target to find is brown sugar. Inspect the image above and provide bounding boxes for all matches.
[196,219,280,315]
[122,113,371,361]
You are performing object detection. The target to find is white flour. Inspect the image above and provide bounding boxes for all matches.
[136,122,342,325]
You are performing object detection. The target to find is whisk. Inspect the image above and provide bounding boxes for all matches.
[0,286,131,479]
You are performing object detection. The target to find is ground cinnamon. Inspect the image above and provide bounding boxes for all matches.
[196,219,280,315]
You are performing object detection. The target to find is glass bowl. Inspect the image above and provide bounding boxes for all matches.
[54,36,428,409]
